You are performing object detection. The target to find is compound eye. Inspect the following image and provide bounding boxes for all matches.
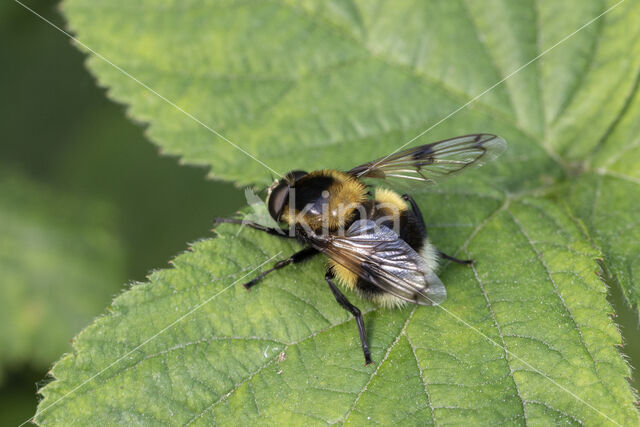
[267,181,290,221]
[267,171,308,221]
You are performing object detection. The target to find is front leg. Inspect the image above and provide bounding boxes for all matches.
[243,247,318,289]
[214,217,295,239]
[325,270,372,365]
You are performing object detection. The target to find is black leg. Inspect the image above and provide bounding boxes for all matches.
[439,251,473,266]
[400,195,473,266]
[243,247,318,289]
[325,271,372,365]
[214,217,295,239]
[401,194,427,237]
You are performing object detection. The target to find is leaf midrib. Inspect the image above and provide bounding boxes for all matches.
[275,0,519,123]
[405,332,437,423]
[470,259,527,422]
[342,308,415,423]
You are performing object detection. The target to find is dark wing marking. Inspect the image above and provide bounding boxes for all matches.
[308,219,446,306]
[348,133,506,184]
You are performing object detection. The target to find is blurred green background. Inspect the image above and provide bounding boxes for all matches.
[1,1,638,425]
[0,1,244,424]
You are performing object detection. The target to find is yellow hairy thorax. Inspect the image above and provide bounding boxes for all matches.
[282,170,368,231]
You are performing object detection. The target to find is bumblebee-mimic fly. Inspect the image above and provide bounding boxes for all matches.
[216,134,506,364]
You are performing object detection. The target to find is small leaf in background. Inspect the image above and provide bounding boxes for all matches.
[32,0,640,425]
[0,172,125,381]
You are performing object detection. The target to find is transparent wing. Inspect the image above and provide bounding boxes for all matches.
[348,134,506,184]
[309,219,446,306]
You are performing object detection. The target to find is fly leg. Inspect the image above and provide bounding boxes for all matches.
[325,270,372,365]
[401,194,427,237]
[214,217,295,239]
[401,194,473,265]
[439,251,473,265]
[243,247,318,290]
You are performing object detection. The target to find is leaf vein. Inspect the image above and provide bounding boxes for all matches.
[508,209,619,404]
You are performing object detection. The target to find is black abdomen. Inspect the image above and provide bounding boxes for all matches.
[355,201,427,298]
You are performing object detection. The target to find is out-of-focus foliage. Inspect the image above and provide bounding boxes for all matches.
[0,172,125,382]
[0,0,243,424]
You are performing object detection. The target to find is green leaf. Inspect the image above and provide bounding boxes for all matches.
[59,0,639,187]
[0,172,125,381]
[35,198,638,424]
[35,0,640,424]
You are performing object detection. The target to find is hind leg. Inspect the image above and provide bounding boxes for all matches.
[325,270,372,365]
[439,251,473,265]
[401,194,473,265]
[401,194,426,236]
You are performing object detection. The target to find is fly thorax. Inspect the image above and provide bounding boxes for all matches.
[284,170,367,235]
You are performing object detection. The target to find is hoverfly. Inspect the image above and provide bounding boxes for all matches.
[217,134,506,364]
